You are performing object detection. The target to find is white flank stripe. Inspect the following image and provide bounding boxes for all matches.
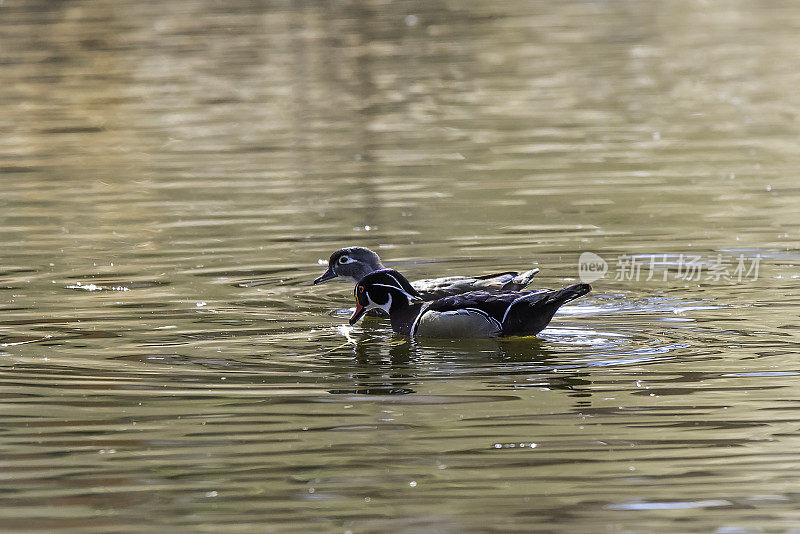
[501,294,534,325]
[411,310,425,336]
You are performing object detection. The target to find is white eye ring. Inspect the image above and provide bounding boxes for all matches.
[338,256,352,264]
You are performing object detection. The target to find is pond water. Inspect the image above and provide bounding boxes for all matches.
[2,0,800,532]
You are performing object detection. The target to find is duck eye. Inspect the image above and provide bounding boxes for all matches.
[338,256,350,264]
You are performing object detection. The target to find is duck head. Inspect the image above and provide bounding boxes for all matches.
[349,269,423,325]
[314,247,384,284]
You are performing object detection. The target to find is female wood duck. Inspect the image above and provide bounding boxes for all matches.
[314,246,539,300]
[348,269,591,338]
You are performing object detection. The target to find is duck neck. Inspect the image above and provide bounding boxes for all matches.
[389,301,423,336]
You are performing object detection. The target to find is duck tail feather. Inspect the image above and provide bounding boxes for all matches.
[544,283,592,305]
[501,283,590,337]
[508,267,539,288]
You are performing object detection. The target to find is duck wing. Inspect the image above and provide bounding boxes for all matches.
[412,307,503,338]
[411,291,532,338]
[410,267,539,300]
[411,284,591,338]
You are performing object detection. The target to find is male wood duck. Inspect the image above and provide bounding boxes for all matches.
[314,246,539,300]
[348,269,591,338]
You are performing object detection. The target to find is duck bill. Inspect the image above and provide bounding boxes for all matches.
[349,303,367,325]
[313,267,337,284]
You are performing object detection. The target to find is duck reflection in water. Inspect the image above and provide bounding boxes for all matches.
[327,330,591,397]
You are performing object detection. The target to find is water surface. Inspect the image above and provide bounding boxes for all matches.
[2,0,800,532]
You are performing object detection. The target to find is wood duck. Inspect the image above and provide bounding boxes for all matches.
[348,269,591,338]
[314,246,539,299]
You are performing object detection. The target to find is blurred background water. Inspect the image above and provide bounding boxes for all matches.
[1,0,800,532]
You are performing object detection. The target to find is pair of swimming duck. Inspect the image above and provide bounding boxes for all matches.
[314,247,591,338]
